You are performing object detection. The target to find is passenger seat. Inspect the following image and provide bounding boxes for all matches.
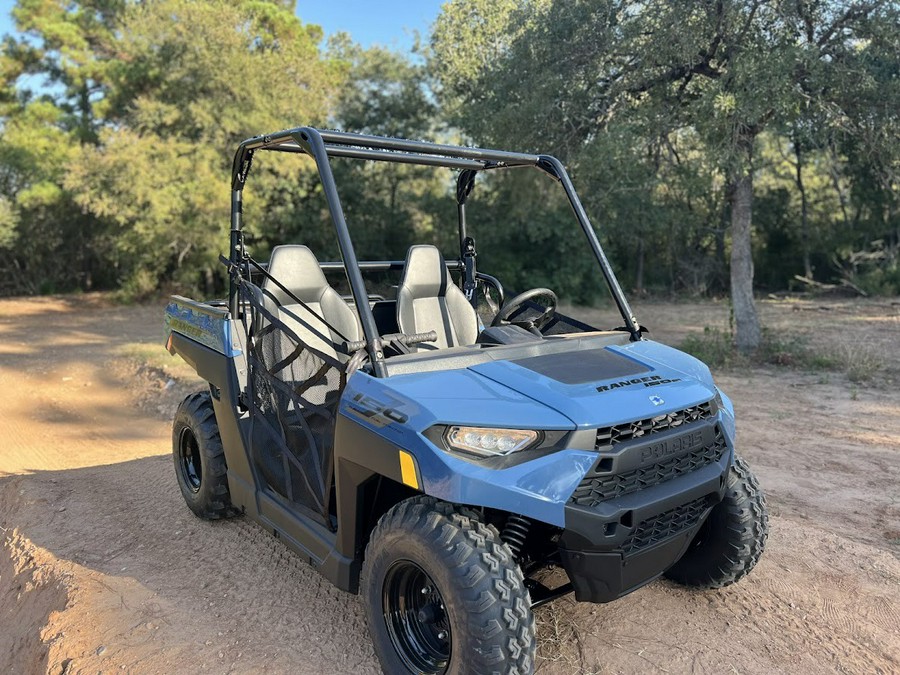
[262,245,361,364]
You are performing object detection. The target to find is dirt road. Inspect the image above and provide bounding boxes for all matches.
[1,295,898,674]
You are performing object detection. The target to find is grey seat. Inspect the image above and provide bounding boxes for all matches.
[396,245,479,350]
[263,245,361,363]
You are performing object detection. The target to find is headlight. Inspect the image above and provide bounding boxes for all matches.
[444,426,539,458]
[713,389,725,410]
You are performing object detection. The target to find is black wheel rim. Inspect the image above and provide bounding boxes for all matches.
[382,560,451,674]
[178,427,202,493]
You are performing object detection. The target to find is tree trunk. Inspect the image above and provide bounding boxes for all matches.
[635,237,644,294]
[729,169,761,352]
[793,140,813,279]
[203,266,215,295]
[828,143,851,230]
[715,205,728,294]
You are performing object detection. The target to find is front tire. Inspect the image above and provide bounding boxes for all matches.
[664,455,768,588]
[172,391,239,520]
[362,496,535,675]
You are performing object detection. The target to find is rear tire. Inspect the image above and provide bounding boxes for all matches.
[664,455,767,588]
[362,496,535,675]
[172,391,239,520]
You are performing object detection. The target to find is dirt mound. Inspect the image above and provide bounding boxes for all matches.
[1,526,69,673]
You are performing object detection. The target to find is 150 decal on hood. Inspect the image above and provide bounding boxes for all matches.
[596,374,682,393]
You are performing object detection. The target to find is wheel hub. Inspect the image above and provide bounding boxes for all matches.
[416,601,445,625]
[178,427,202,493]
[383,560,450,674]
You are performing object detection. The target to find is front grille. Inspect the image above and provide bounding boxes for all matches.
[595,401,714,450]
[620,496,712,555]
[571,425,727,507]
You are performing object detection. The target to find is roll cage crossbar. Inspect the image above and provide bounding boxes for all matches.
[228,126,641,378]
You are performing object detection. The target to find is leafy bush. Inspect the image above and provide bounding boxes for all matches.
[757,329,836,370]
[680,327,737,368]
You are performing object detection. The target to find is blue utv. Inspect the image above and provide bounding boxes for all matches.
[164,127,768,675]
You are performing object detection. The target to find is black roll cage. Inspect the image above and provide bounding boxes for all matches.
[228,126,641,378]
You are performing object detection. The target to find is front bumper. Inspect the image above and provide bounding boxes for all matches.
[558,417,731,603]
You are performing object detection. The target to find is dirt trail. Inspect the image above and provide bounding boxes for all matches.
[1,295,898,674]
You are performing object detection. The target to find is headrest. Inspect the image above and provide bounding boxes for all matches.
[399,245,449,298]
[263,245,329,306]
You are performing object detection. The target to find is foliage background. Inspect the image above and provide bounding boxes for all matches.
[0,0,897,307]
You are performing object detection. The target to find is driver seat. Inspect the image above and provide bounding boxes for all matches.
[396,245,478,350]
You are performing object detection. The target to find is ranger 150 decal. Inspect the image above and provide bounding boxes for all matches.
[346,392,409,427]
[597,374,681,392]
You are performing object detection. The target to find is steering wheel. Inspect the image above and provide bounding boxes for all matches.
[491,288,558,332]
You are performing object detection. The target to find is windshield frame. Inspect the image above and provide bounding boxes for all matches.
[229,126,641,377]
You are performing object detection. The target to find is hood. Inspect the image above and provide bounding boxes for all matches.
[468,340,716,430]
[370,366,578,433]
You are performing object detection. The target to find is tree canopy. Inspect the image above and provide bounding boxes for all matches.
[431,0,900,348]
[0,0,897,350]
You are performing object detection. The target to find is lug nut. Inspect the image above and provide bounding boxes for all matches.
[437,631,447,640]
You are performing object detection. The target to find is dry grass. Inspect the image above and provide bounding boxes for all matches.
[535,600,601,674]
[117,342,200,381]
[678,326,886,384]
[830,340,884,383]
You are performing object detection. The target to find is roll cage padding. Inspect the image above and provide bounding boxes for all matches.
[396,245,479,351]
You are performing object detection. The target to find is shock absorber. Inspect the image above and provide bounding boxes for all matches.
[501,514,531,558]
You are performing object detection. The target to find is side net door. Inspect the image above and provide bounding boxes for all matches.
[239,280,358,526]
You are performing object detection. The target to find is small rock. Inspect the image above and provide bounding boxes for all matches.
[96,646,106,656]
[58,506,66,512]
[165,379,176,390]
[62,376,73,382]
[218,652,224,659]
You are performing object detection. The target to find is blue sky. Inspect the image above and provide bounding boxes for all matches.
[298,1,444,51]
[0,0,445,53]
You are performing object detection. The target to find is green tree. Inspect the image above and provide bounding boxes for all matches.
[432,0,900,347]
[321,41,455,261]
[0,0,124,292]
[59,0,340,294]
[10,0,122,142]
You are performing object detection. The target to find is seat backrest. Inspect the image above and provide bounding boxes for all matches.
[396,245,478,350]
[262,245,361,362]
